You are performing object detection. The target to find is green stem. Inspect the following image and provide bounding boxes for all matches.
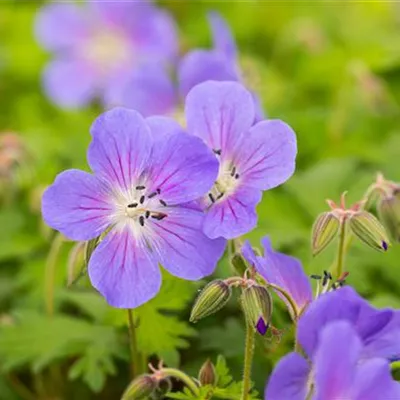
[266,282,299,321]
[44,233,64,317]
[333,220,347,281]
[127,309,139,378]
[241,323,255,400]
[160,368,199,395]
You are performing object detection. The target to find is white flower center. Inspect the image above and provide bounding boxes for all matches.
[82,30,133,76]
[111,185,168,236]
[207,155,240,206]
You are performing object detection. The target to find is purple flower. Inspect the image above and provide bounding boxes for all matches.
[265,287,400,399]
[178,12,264,120]
[266,321,400,400]
[242,237,313,317]
[35,1,178,115]
[41,108,225,308]
[184,81,297,239]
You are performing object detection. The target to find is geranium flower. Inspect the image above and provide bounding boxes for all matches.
[265,287,400,399]
[178,12,264,120]
[184,81,297,239]
[41,108,225,308]
[35,1,177,115]
[267,320,400,400]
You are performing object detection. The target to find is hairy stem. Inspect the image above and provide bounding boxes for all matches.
[161,368,199,395]
[127,309,140,378]
[44,233,64,317]
[241,323,255,400]
[334,220,347,281]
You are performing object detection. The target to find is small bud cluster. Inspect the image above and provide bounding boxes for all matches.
[190,269,274,336]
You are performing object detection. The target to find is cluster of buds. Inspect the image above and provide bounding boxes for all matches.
[367,173,400,243]
[312,192,390,255]
[121,360,200,399]
[190,271,273,336]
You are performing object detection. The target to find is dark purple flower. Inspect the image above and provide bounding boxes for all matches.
[242,237,313,317]
[35,1,178,115]
[266,320,400,400]
[178,12,264,120]
[265,288,400,399]
[41,108,225,308]
[184,81,297,239]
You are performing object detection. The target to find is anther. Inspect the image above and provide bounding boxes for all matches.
[209,193,215,203]
[159,199,167,207]
[322,270,332,286]
[127,203,138,208]
[156,188,161,194]
[151,213,167,221]
[145,211,150,219]
[148,192,158,199]
[310,274,322,280]
[139,216,145,227]
[230,166,236,177]
[235,173,240,179]
[217,193,224,200]
[213,149,222,156]
[136,185,146,190]
[139,195,145,204]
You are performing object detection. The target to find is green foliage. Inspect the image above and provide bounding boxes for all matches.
[167,356,259,399]
[1,0,400,398]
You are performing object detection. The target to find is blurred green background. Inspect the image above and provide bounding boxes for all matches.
[1,1,400,399]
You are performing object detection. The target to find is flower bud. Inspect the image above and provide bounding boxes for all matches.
[198,359,217,386]
[190,280,231,323]
[121,374,156,400]
[377,190,400,242]
[230,252,248,275]
[349,211,390,252]
[241,285,273,336]
[311,212,340,256]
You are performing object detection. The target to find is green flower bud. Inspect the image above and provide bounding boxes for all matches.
[198,359,217,386]
[230,252,248,275]
[241,285,273,336]
[311,212,340,256]
[121,374,156,400]
[378,190,400,242]
[349,211,390,252]
[190,280,232,323]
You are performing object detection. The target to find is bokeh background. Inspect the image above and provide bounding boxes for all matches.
[1,1,400,399]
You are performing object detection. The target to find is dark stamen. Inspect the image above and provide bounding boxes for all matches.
[156,188,161,194]
[322,270,331,286]
[136,185,145,190]
[159,199,167,207]
[217,192,224,200]
[235,173,240,179]
[213,149,222,155]
[145,211,150,219]
[230,166,236,177]
[382,241,388,251]
[139,195,145,204]
[310,274,322,280]
[127,203,138,208]
[256,317,268,336]
[209,193,215,203]
[139,216,145,226]
[148,191,158,199]
[151,213,167,221]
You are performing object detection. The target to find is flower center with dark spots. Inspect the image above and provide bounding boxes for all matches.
[207,149,240,205]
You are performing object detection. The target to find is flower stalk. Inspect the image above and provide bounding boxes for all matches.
[241,322,255,400]
[334,219,347,281]
[127,309,140,378]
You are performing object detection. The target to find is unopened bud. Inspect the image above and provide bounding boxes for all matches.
[311,212,340,256]
[231,252,248,275]
[349,211,390,252]
[198,359,217,386]
[121,374,156,400]
[190,280,231,323]
[241,285,273,336]
[378,190,400,242]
